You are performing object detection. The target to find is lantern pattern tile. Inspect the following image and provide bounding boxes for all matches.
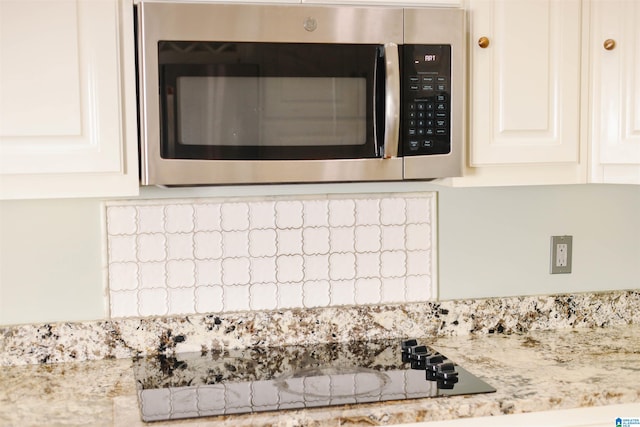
[106,193,436,317]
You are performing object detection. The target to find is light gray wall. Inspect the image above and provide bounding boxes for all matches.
[437,184,640,299]
[1,183,639,325]
[0,198,106,325]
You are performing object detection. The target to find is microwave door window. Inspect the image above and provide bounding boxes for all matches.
[261,77,367,148]
[176,76,260,147]
[174,76,366,149]
[158,42,380,161]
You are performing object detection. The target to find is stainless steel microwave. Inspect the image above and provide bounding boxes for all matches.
[135,2,465,186]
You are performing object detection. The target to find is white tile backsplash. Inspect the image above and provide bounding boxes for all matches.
[165,205,195,233]
[303,200,329,227]
[221,203,249,231]
[139,288,168,316]
[137,234,165,262]
[276,201,304,229]
[194,285,223,313]
[329,253,356,280]
[330,280,356,306]
[194,204,221,231]
[278,282,303,309]
[356,252,380,278]
[106,206,136,234]
[137,206,165,233]
[222,231,249,258]
[354,198,379,225]
[106,193,436,318]
[195,259,221,286]
[222,257,251,285]
[328,199,356,227]
[303,255,330,281]
[276,255,304,283]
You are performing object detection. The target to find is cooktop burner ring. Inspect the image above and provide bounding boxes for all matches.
[273,366,391,399]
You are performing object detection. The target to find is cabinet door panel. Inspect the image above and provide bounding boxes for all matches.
[469,0,581,165]
[0,1,82,137]
[590,0,640,184]
[0,0,138,198]
[0,0,122,174]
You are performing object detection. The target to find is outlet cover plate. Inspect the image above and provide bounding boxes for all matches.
[550,235,572,274]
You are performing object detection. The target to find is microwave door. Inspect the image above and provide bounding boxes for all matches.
[153,43,403,185]
[159,43,388,156]
[137,2,405,186]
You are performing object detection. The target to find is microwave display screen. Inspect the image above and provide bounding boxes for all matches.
[422,54,439,63]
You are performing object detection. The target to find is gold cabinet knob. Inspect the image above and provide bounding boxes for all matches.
[604,39,616,50]
[478,36,490,48]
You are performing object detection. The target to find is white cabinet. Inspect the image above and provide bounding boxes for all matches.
[455,0,585,186]
[456,0,640,187]
[588,0,640,184]
[0,0,138,199]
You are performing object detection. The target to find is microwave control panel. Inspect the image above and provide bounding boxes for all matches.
[401,45,452,156]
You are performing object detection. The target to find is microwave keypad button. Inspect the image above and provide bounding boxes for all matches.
[436,84,447,91]
[422,84,434,91]
[410,84,420,91]
[403,101,449,150]
[436,76,447,83]
[422,76,434,83]
[409,76,420,83]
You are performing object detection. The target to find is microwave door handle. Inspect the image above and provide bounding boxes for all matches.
[382,42,400,159]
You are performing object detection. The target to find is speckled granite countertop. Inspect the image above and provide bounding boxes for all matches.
[3,291,640,366]
[1,324,639,427]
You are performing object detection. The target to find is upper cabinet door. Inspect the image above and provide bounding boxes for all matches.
[468,0,582,166]
[589,0,640,184]
[0,0,138,199]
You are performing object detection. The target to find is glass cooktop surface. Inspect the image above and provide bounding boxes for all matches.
[134,338,496,422]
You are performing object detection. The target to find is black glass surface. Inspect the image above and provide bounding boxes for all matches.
[134,338,496,422]
[401,45,452,156]
[158,41,385,160]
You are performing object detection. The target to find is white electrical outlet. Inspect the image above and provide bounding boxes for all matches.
[550,236,572,274]
[556,243,568,267]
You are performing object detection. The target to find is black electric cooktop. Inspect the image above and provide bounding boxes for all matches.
[134,338,496,422]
